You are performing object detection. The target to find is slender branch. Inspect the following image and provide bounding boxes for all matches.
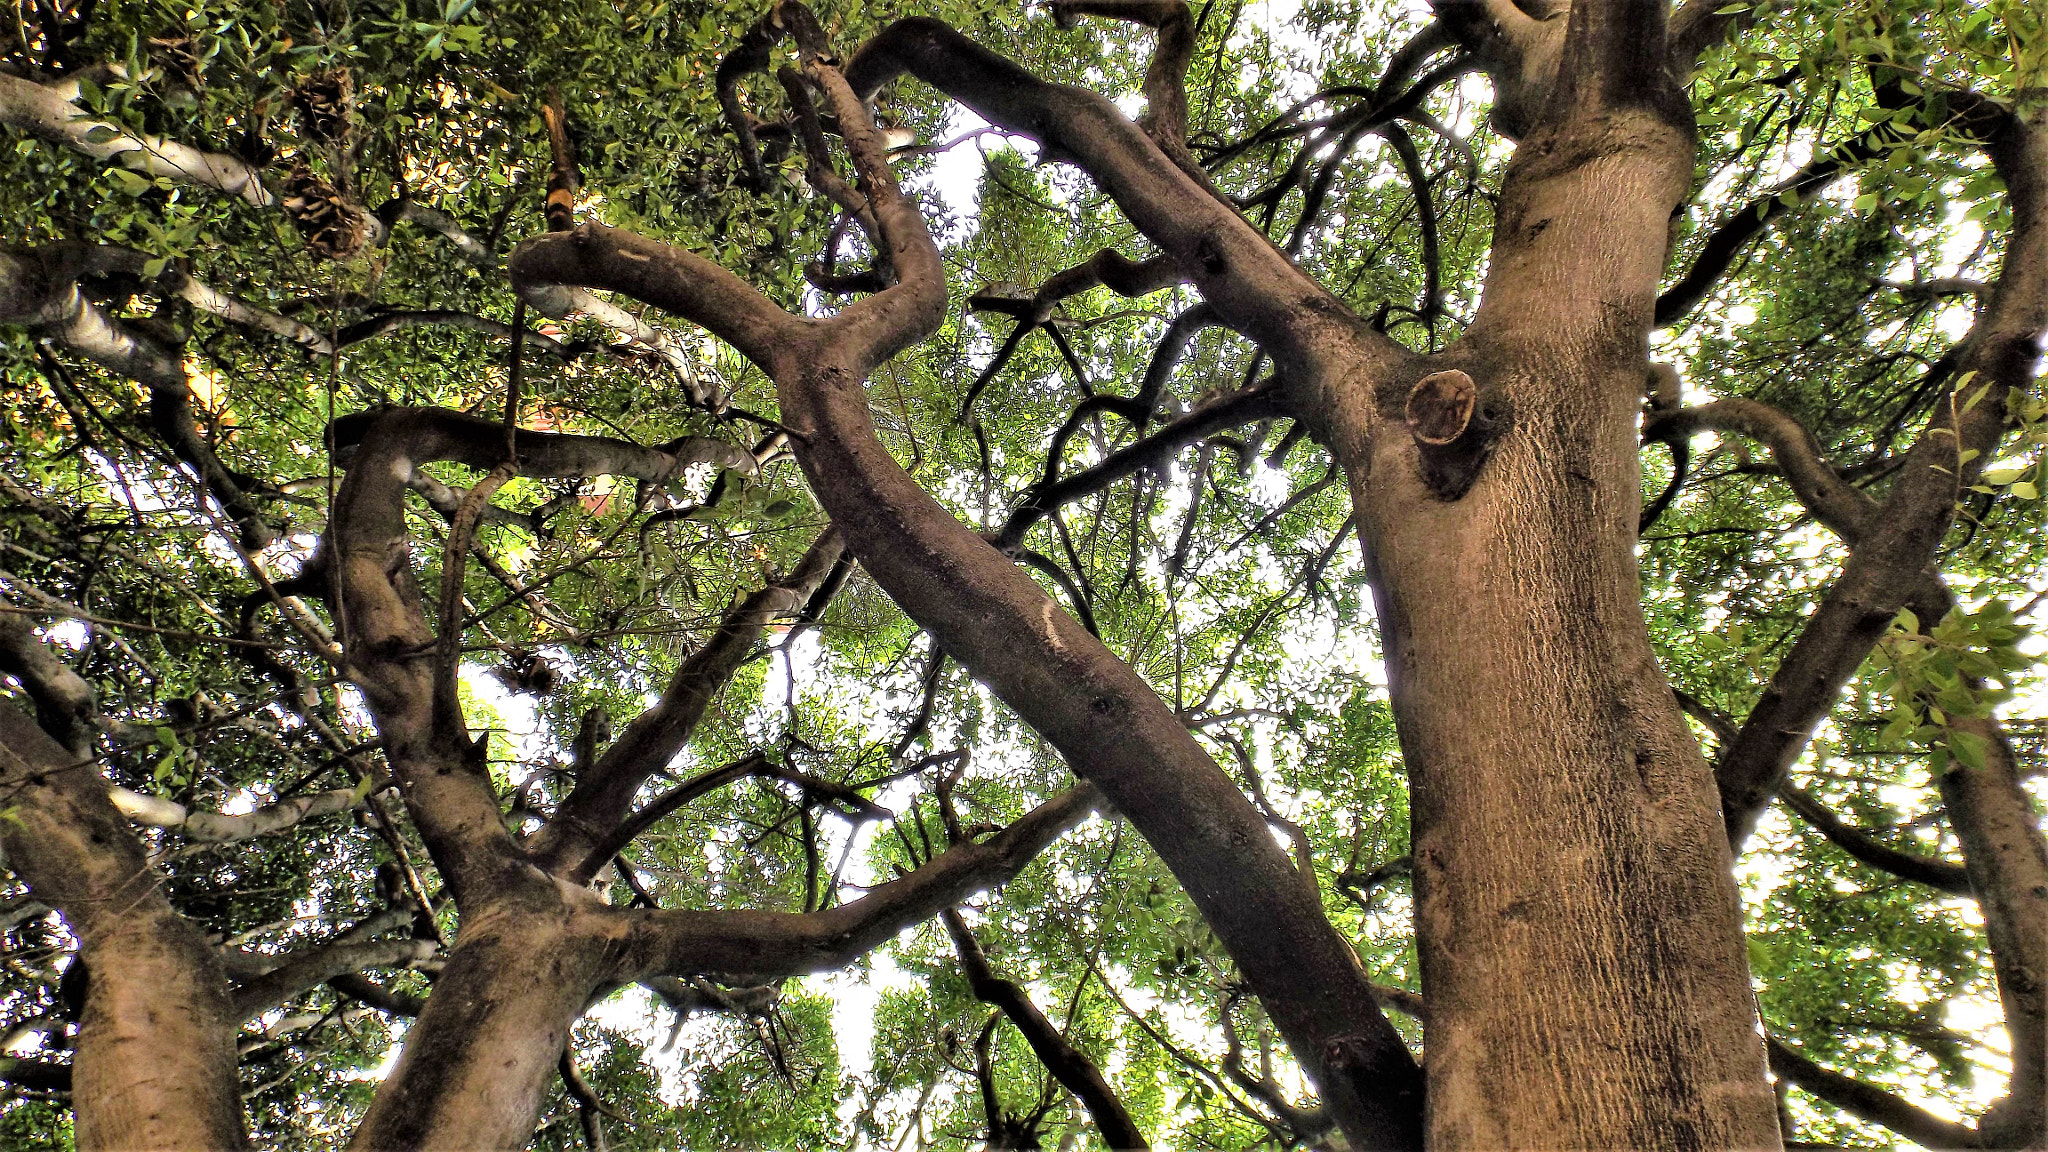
[1657,132,1886,328]
[529,528,846,880]
[1775,783,1972,897]
[1766,1037,1983,1150]
[0,69,271,205]
[943,907,1149,1150]
[995,382,1282,551]
[230,938,437,1023]
[106,782,363,843]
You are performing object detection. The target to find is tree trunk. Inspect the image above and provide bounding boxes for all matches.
[1330,106,1781,1149]
[347,889,616,1152]
[0,703,247,1151]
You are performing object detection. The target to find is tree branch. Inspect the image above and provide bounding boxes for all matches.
[621,785,1100,981]
[0,69,271,205]
[943,907,1148,1150]
[1775,782,1972,897]
[529,528,846,880]
[1766,1036,1982,1150]
[230,938,437,1023]
[1718,103,2048,847]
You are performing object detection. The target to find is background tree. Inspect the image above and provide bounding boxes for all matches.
[0,0,2042,1149]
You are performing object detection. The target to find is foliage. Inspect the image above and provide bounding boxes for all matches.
[0,0,2043,1147]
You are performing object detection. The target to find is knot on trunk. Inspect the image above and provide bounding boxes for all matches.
[1404,369,1506,501]
[1406,370,1475,445]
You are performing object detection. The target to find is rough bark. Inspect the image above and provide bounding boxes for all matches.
[0,703,246,1151]
[1319,12,1781,1147]
[345,889,620,1152]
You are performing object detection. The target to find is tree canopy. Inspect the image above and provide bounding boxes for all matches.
[0,0,2042,1149]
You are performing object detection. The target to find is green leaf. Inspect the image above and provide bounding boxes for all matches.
[1947,730,1987,771]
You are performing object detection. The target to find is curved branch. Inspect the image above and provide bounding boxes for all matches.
[1657,132,1885,328]
[1775,782,1972,897]
[0,245,278,549]
[1046,0,1193,153]
[1766,1037,1983,1150]
[0,69,271,206]
[1718,103,2048,847]
[845,18,1392,372]
[944,907,1148,1150]
[389,201,715,403]
[622,784,1100,980]
[326,407,755,906]
[1646,398,1878,543]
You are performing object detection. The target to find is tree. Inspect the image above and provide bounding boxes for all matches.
[0,0,2041,1147]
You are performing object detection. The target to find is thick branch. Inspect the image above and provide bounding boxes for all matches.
[230,938,437,1023]
[512,224,804,380]
[621,785,1099,981]
[389,202,715,404]
[0,611,97,757]
[1646,398,1878,542]
[326,407,752,907]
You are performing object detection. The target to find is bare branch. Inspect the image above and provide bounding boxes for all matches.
[943,907,1149,1150]
[1766,1037,1982,1150]
[529,529,846,880]
[1775,783,1972,897]
[621,784,1101,981]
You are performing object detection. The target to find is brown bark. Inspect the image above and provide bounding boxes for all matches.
[0,702,247,1151]
[1939,714,2047,1148]
[346,889,620,1152]
[341,765,1092,1150]
[1316,13,1780,1148]
[512,24,1428,1145]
